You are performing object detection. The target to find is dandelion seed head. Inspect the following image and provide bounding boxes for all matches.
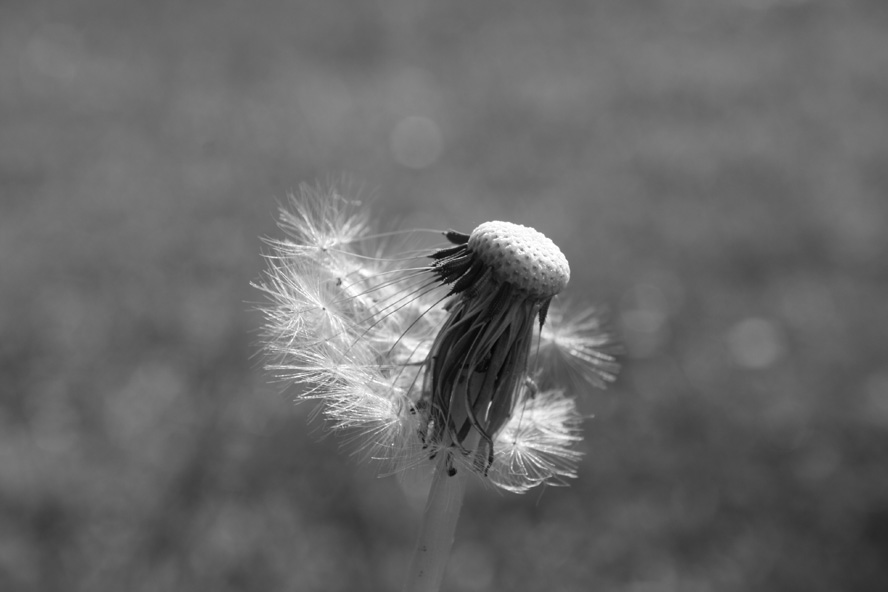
[254,183,618,493]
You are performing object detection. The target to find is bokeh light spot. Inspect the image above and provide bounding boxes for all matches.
[24,24,83,84]
[620,272,684,358]
[726,317,785,369]
[389,116,443,169]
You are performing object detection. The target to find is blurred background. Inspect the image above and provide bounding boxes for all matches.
[2,0,887,590]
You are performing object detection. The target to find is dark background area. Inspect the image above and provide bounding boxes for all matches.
[2,1,888,590]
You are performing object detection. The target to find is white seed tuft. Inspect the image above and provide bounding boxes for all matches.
[468,221,570,299]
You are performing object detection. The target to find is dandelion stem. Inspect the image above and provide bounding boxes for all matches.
[404,453,468,592]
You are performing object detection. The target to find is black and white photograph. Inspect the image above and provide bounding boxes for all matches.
[1,1,887,591]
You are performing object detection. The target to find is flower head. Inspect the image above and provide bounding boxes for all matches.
[254,184,617,493]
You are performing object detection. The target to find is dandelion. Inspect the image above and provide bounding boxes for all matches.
[254,183,618,592]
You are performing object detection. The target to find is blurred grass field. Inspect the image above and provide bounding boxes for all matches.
[2,0,888,590]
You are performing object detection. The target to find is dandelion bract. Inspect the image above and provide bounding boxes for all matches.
[254,183,617,494]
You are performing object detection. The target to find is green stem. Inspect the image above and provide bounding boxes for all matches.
[403,453,468,592]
